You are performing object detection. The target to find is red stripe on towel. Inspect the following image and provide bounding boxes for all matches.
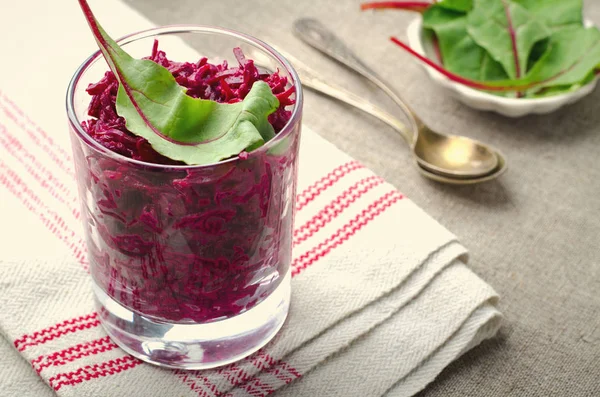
[0,123,80,219]
[175,370,222,397]
[32,336,118,374]
[295,161,364,211]
[294,176,384,245]
[0,94,74,175]
[292,191,404,276]
[14,314,99,352]
[48,355,142,391]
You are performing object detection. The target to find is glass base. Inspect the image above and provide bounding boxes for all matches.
[94,272,291,370]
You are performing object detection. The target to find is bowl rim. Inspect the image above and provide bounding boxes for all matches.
[406,18,598,106]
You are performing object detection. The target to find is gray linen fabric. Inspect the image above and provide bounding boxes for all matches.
[117,0,600,395]
[0,335,54,397]
[1,0,598,395]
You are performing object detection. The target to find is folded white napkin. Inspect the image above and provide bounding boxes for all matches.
[0,1,502,396]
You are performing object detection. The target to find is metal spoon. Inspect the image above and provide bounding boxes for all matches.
[276,48,507,185]
[293,18,502,179]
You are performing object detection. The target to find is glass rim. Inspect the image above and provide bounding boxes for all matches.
[66,24,303,170]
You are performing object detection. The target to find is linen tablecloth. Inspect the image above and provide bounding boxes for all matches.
[5,0,599,396]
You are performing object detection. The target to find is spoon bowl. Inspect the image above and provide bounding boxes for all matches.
[416,151,507,185]
[293,18,504,180]
[414,127,498,177]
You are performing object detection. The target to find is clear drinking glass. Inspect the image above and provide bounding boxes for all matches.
[66,26,302,369]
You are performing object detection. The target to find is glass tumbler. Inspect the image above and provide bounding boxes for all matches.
[66,26,302,369]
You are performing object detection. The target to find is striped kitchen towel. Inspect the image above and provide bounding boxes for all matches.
[0,0,502,396]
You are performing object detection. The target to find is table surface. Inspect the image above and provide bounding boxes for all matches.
[121,0,600,395]
[0,1,598,396]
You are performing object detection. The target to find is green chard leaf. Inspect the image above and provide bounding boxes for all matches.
[423,5,507,81]
[436,0,473,13]
[526,39,550,72]
[513,0,584,32]
[466,0,552,79]
[525,27,600,90]
[380,0,598,98]
[525,70,596,98]
[78,0,279,165]
[391,24,600,95]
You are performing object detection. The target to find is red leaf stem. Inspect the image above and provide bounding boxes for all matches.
[389,36,539,92]
[360,1,433,13]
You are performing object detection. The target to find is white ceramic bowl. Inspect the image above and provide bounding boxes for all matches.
[406,18,598,117]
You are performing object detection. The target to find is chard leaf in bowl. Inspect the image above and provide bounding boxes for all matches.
[405,18,599,116]
[361,0,600,116]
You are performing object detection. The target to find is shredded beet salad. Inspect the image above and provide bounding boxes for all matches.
[82,41,295,165]
[78,43,299,323]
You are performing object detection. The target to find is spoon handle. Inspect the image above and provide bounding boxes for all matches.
[293,18,375,80]
[277,48,411,143]
[293,18,421,136]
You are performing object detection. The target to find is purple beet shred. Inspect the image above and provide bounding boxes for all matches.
[78,43,298,323]
[82,41,294,164]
